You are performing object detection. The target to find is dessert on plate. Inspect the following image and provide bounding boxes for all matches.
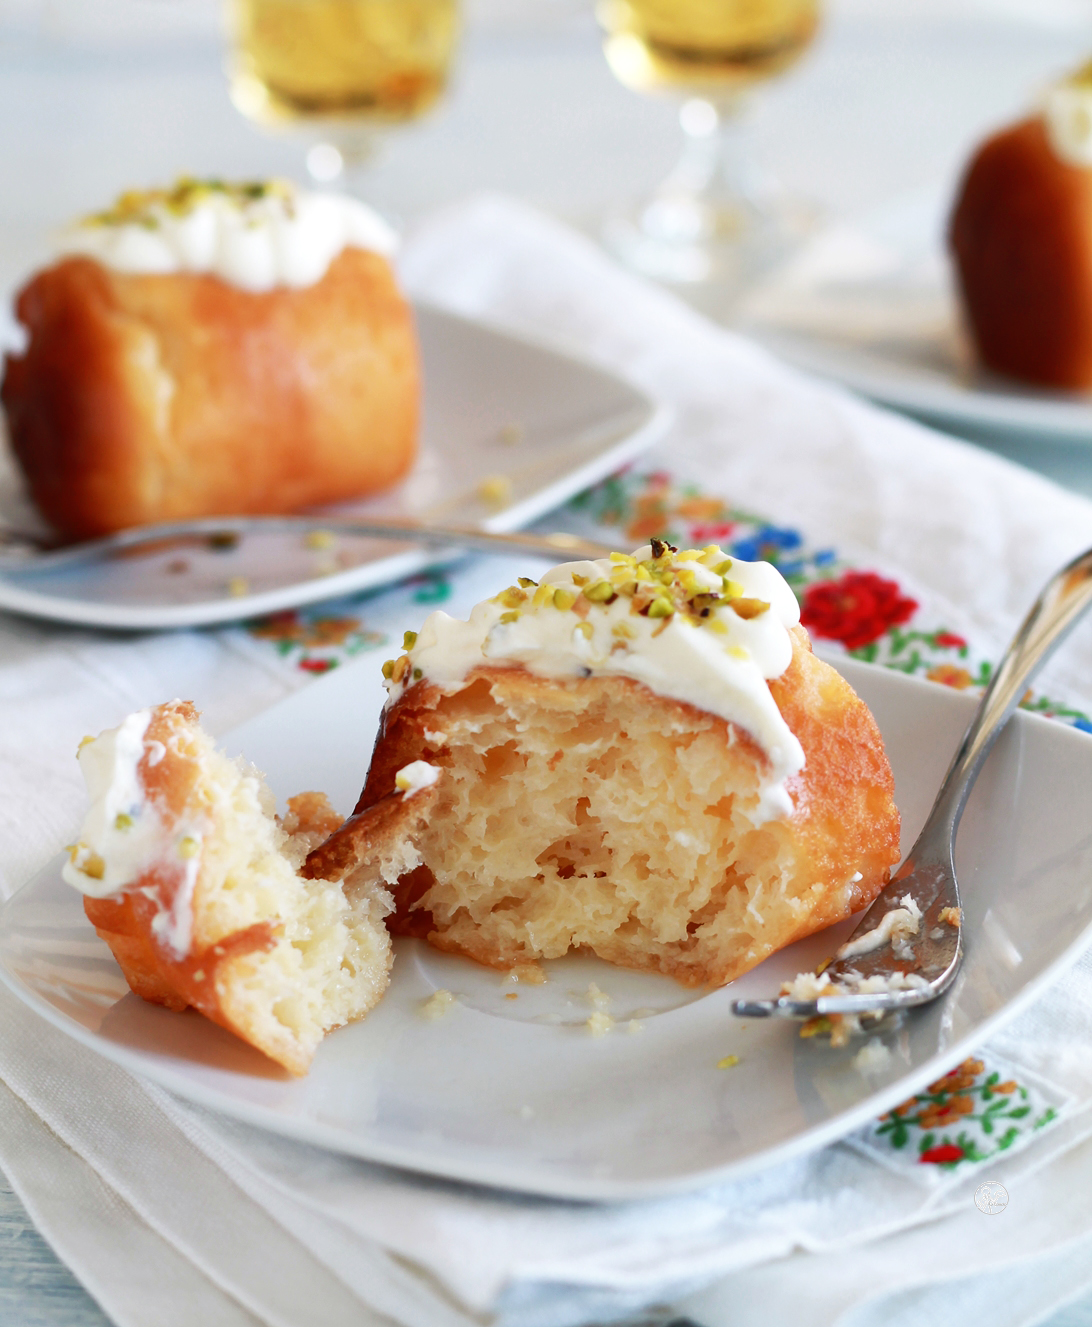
[950,63,1092,389]
[1,178,418,540]
[63,700,396,1075]
[60,542,902,1070]
[306,541,902,988]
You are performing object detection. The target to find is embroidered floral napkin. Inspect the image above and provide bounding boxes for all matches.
[3,195,1092,1327]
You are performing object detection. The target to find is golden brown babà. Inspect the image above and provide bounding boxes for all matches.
[67,701,395,1075]
[305,625,902,988]
[949,116,1092,389]
[1,246,419,540]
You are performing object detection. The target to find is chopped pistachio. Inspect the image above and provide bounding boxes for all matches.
[517,576,538,588]
[381,659,395,680]
[574,621,594,639]
[731,598,771,620]
[179,836,200,860]
[583,580,615,603]
[532,583,555,610]
[496,586,527,609]
[552,587,578,611]
[571,573,589,588]
[716,1055,741,1069]
[646,598,674,619]
[402,630,418,651]
[722,578,744,599]
[113,812,134,831]
[499,610,521,624]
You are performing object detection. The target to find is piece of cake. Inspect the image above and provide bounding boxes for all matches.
[1,178,418,540]
[304,541,902,987]
[949,65,1092,389]
[63,700,395,1075]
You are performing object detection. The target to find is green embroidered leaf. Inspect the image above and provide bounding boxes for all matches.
[1034,1107,1058,1129]
[1006,1106,1031,1119]
[996,1127,1020,1151]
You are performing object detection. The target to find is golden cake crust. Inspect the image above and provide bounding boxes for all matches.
[2,246,419,539]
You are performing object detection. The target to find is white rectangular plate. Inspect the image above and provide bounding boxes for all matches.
[3,656,1092,1201]
[740,191,1092,445]
[0,302,668,630]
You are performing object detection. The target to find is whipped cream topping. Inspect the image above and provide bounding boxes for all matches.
[63,708,205,957]
[384,542,806,822]
[836,893,922,962]
[57,178,398,293]
[1044,64,1092,167]
[394,760,441,796]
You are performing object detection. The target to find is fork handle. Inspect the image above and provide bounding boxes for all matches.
[912,544,1092,861]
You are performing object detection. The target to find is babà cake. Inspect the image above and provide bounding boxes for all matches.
[63,700,397,1074]
[304,541,902,987]
[2,179,418,540]
[950,65,1092,389]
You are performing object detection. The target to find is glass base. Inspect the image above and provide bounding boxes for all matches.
[601,97,820,311]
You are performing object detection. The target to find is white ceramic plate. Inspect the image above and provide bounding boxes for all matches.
[0,302,668,630]
[739,192,1092,444]
[3,655,1092,1201]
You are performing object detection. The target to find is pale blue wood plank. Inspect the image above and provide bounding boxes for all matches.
[0,1169,112,1326]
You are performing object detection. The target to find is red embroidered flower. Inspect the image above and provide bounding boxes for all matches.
[919,1144,965,1164]
[934,631,967,649]
[689,521,737,542]
[800,572,918,650]
[299,658,336,674]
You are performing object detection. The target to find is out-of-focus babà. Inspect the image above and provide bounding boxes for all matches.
[950,64,1092,389]
[1,179,418,540]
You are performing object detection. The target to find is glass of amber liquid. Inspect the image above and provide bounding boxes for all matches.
[598,0,819,293]
[227,0,460,186]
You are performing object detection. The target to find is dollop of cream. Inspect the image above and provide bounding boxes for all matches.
[1044,65,1092,167]
[383,542,805,822]
[57,178,398,292]
[836,894,922,961]
[394,760,440,796]
[63,710,161,898]
[62,709,206,959]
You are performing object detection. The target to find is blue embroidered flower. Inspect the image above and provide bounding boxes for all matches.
[732,525,803,563]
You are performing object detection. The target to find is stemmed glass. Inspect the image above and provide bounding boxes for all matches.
[225,0,460,190]
[597,0,820,298]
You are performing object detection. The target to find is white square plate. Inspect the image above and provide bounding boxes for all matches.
[3,655,1092,1201]
[0,302,668,630]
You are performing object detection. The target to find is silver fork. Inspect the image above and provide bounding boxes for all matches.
[733,543,1092,1023]
[0,515,613,572]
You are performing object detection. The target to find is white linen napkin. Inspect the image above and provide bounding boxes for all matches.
[3,194,1092,1327]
